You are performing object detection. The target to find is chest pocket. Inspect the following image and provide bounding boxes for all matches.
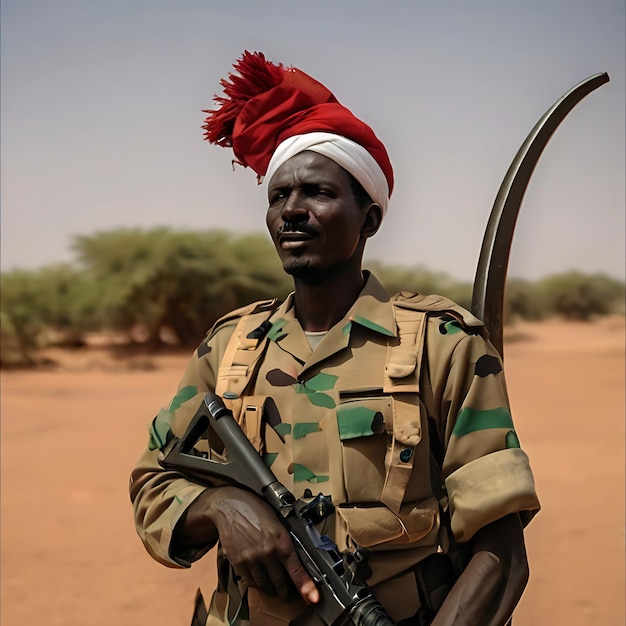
[336,393,431,507]
[337,395,394,503]
[335,393,439,553]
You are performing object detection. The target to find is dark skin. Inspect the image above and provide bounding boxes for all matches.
[173,152,529,624]
[265,151,383,330]
[173,152,379,605]
[432,513,529,625]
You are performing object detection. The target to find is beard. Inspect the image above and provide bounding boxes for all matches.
[282,256,327,285]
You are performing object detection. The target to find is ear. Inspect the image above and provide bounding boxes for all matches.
[361,203,383,239]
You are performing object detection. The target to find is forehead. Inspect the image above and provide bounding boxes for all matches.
[268,151,351,188]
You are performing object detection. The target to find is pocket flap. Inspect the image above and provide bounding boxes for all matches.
[337,499,438,549]
[336,396,392,441]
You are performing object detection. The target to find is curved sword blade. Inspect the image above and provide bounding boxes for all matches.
[471,72,610,358]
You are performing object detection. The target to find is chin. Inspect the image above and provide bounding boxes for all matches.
[284,258,327,284]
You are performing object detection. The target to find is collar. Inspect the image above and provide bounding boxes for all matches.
[344,271,396,338]
[265,272,396,369]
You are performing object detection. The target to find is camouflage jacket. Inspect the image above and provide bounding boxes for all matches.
[130,273,540,624]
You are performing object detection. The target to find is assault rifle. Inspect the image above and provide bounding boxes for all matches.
[160,391,395,626]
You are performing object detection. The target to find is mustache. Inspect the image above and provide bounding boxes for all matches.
[276,222,318,237]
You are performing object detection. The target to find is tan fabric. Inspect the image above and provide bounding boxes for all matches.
[129,273,540,624]
[445,448,539,542]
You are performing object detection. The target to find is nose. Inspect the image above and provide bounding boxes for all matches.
[281,190,308,223]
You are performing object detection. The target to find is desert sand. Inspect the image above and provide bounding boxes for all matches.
[1,318,624,626]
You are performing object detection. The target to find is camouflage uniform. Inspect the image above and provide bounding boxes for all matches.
[130,273,540,625]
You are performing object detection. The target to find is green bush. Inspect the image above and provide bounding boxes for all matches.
[1,270,46,358]
[537,271,626,320]
[367,262,472,306]
[71,227,290,347]
[504,278,546,323]
[0,265,97,365]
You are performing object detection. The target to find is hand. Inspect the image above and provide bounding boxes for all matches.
[176,486,319,604]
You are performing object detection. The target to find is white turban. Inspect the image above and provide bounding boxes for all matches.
[264,132,391,217]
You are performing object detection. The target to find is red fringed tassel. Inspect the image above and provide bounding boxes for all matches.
[202,51,285,147]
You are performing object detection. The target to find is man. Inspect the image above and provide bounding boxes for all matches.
[130,51,540,626]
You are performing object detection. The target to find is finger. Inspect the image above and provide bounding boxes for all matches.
[264,561,294,601]
[249,563,279,597]
[281,550,319,604]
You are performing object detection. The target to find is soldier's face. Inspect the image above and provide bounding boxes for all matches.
[266,151,368,282]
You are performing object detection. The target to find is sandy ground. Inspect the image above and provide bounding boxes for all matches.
[1,318,624,626]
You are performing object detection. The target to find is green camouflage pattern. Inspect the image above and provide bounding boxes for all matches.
[130,273,539,624]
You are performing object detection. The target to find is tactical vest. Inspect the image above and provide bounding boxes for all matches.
[211,292,484,547]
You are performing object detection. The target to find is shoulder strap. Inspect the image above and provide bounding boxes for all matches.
[214,299,281,416]
[215,299,282,455]
[209,298,280,336]
[381,292,482,513]
[380,298,428,512]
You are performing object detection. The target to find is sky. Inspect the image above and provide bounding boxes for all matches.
[1,0,624,283]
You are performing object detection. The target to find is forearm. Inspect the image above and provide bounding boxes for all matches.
[433,513,528,626]
[430,551,502,626]
[471,513,529,625]
[170,486,229,556]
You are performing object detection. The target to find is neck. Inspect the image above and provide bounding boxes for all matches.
[292,268,365,332]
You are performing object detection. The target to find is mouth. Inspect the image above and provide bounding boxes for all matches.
[276,223,317,249]
[278,231,314,250]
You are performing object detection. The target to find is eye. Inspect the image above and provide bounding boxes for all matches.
[305,184,334,199]
[268,190,287,206]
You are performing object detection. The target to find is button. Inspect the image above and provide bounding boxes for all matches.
[399,448,413,462]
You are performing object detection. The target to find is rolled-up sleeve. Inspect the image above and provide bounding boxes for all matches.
[432,330,540,542]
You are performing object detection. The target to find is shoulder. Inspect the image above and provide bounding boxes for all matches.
[392,291,486,336]
[187,298,281,368]
[192,298,282,359]
[206,298,281,338]
[391,291,497,372]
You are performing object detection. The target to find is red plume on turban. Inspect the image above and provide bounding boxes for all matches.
[202,51,394,195]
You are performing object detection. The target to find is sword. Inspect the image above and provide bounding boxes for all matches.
[471,72,610,358]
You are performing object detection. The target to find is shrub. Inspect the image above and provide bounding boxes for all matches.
[537,271,626,320]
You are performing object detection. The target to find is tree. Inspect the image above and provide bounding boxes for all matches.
[72,228,289,347]
[1,270,44,365]
[0,264,97,365]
